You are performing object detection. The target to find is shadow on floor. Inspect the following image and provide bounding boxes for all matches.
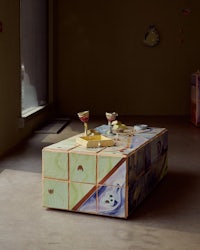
[129,169,200,233]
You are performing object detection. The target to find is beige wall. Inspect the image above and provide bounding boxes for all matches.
[54,0,200,116]
[0,1,52,157]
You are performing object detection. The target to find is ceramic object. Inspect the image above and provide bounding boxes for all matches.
[105,112,118,134]
[77,110,89,136]
[76,135,114,148]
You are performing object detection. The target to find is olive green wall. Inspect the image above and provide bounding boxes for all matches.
[54,0,200,116]
[0,1,53,157]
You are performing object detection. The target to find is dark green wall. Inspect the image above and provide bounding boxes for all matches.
[54,0,200,116]
[0,0,53,157]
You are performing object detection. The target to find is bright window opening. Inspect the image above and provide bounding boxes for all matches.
[20,0,48,118]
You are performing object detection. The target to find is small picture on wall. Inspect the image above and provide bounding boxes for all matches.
[143,25,160,47]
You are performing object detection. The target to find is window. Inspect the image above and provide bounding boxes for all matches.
[20,0,48,117]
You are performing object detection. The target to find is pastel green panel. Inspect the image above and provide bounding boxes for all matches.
[43,178,68,210]
[43,150,68,180]
[69,153,96,184]
[69,182,94,210]
[97,156,123,183]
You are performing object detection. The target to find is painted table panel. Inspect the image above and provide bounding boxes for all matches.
[43,178,68,210]
[43,150,68,180]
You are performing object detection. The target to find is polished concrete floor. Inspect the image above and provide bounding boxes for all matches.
[0,116,200,250]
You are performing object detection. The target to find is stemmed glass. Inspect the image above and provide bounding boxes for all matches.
[77,110,89,136]
[105,112,118,135]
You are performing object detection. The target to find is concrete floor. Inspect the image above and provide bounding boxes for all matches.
[0,116,200,250]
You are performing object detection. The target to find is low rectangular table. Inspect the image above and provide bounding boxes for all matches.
[42,126,168,219]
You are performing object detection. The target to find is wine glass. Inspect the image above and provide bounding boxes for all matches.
[77,110,89,136]
[105,112,118,134]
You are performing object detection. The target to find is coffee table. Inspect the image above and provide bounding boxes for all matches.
[42,126,168,218]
